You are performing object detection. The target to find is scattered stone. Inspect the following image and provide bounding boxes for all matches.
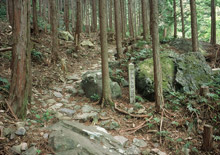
[74,112,98,121]
[59,108,76,116]
[59,31,74,41]
[142,149,151,155]
[10,133,15,140]
[153,143,160,148]
[43,133,49,139]
[21,142,28,151]
[52,87,63,92]
[74,105,81,111]
[66,74,80,81]
[151,148,167,155]
[80,40,94,47]
[121,79,129,87]
[61,99,69,104]
[22,146,37,155]
[46,99,56,105]
[126,145,141,155]
[50,103,63,110]
[0,110,4,113]
[114,136,128,146]
[10,145,21,154]
[133,138,147,147]
[15,127,26,136]
[128,108,134,114]
[53,92,63,98]
[82,105,99,113]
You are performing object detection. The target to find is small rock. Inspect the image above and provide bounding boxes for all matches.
[153,143,160,148]
[49,103,63,110]
[82,105,99,113]
[61,99,69,104]
[128,108,134,114]
[46,99,56,105]
[3,126,16,137]
[151,148,167,155]
[133,138,147,147]
[21,142,28,151]
[59,108,76,116]
[53,92,63,98]
[52,87,63,92]
[121,79,129,87]
[142,149,151,155]
[74,105,81,110]
[43,133,49,139]
[0,110,4,113]
[74,112,98,121]
[22,146,37,155]
[15,127,26,136]
[10,145,21,154]
[10,133,15,140]
[66,74,80,81]
[114,136,128,146]
[126,145,141,155]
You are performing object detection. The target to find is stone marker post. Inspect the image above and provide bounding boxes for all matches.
[129,63,135,104]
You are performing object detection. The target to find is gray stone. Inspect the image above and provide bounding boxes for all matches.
[61,99,69,104]
[121,79,129,87]
[74,112,98,121]
[52,87,63,92]
[22,146,37,155]
[53,92,63,98]
[114,136,128,146]
[21,142,28,151]
[46,99,56,105]
[126,145,141,155]
[81,40,94,47]
[151,148,167,155]
[74,105,81,111]
[66,74,80,81]
[81,70,122,100]
[82,105,99,113]
[11,145,21,154]
[59,31,74,41]
[15,127,26,136]
[3,126,16,137]
[133,138,147,147]
[49,103,63,110]
[100,120,120,130]
[47,120,124,155]
[43,133,49,139]
[142,149,151,155]
[59,108,76,116]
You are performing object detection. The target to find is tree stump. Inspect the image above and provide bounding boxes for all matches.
[200,86,209,97]
[202,124,213,151]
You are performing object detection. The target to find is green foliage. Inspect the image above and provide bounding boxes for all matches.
[214,135,220,141]
[134,102,143,110]
[31,49,43,62]
[0,3,6,20]
[135,95,144,103]
[0,77,10,93]
[35,110,53,124]
[90,94,100,102]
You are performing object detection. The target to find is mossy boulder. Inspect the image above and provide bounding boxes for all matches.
[59,31,74,41]
[175,52,212,91]
[136,51,213,100]
[136,51,176,100]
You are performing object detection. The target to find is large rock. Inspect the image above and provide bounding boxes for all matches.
[58,31,74,41]
[136,51,212,100]
[48,120,125,155]
[136,51,176,100]
[170,38,207,56]
[81,70,122,100]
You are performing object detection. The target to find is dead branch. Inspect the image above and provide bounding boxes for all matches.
[0,47,12,53]
[5,100,18,121]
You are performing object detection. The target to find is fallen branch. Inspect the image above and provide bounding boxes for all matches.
[5,100,18,121]
[0,47,12,53]
[115,102,150,118]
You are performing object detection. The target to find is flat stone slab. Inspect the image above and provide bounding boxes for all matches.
[59,108,76,116]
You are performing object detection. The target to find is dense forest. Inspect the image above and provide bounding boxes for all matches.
[0,0,220,154]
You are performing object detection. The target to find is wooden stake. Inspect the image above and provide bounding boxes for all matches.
[200,86,209,97]
[202,124,213,151]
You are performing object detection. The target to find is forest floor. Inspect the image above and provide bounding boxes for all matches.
[1,21,220,155]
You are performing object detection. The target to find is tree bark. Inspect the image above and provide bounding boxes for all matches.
[71,0,75,33]
[202,125,213,151]
[49,0,59,63]
[64,0,70,32]
[180,0,185,38]
[173,0,177,38]
[75,0,82,48]
[142,0,149,41]
[210,0,216,45]
[128,0,134,39]
[190,0,199,52]
[120,0,125,39]
[109,0,113,32]
[99,0,113,107]
[92,0,97,32]
[10,0,31,119]
[8,0,14,27]
[150,0,164,112]
[33,0,39,35]
[114,0,123,59]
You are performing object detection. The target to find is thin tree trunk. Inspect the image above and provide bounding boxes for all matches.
[142,0,149,41]
[114,0,123,59]
[75,0,82,49]
[99,0,112,107]
[128,0,134,39]
[174,0,177,38]
[8,0,14,27]
[92,0,97,32]
[180,0,185,38]
[120,0,125,39]
[190,0,199,52]
[33,0,39,35]
[210,0,216,45]
[71,0,75,33]
[64,0,69,32]
[10,0,31,119]
[109,0,113,31]
[150,0,164,112]
[49,0,59,63]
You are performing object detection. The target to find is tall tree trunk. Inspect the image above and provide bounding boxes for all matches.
[64,0,69,32]
[10,0,31,119]
[33,0,39,35]
[150,0,164,112]
[173,0,177,38]
[128,0,134,39]
[149,0,153,38]
[92,0,97,32]
[75,0,82,49]
[142,0,149,41]
[114,0,123,59]
[71,0,75,33]
[8,0,14,27]
[190,0,199,52]
[99,0,113,107]
[210,0,216,45]
[49,0,59,63]
[180,0,185,38]
[120,0,125,39]
[39,0,42,17]
[109,0,113,31]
